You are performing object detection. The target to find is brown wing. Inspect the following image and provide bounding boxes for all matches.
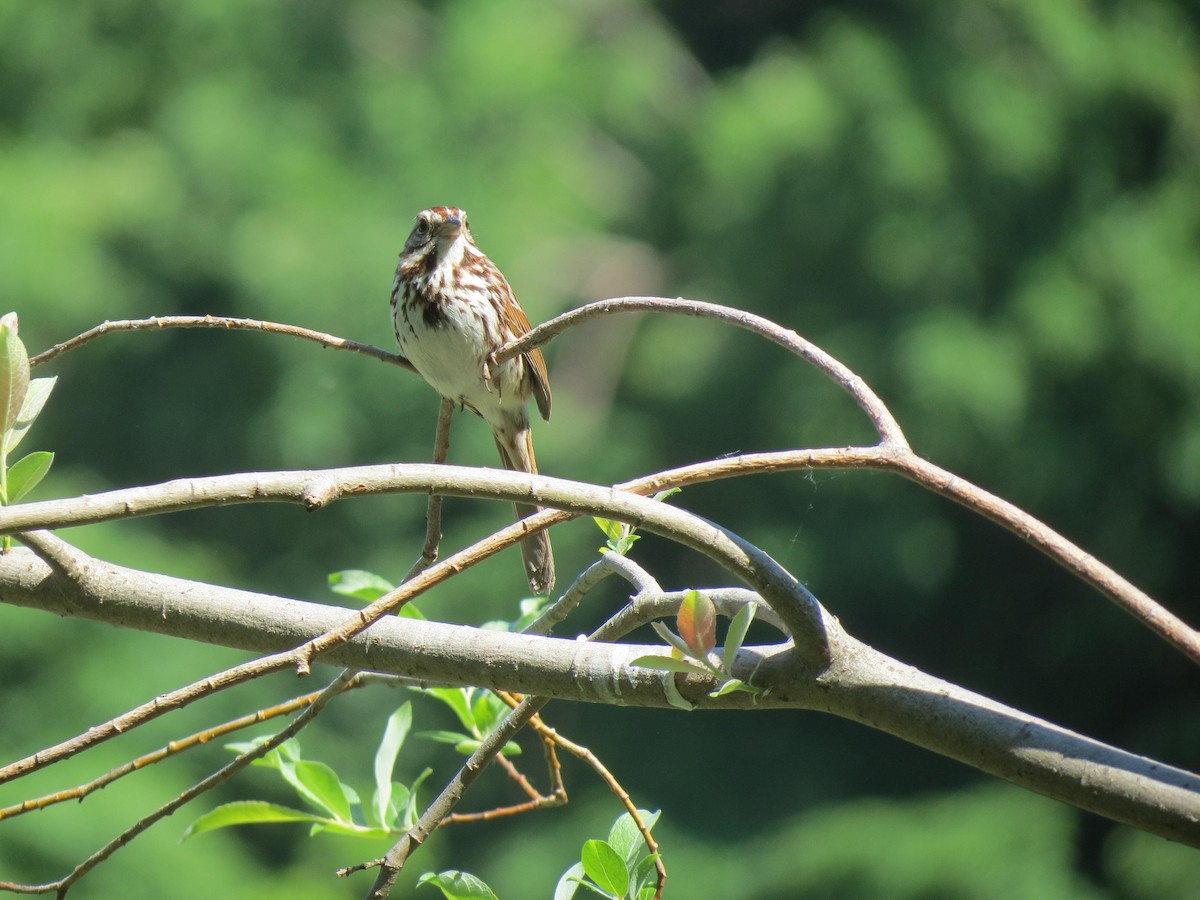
[502,286,552,422]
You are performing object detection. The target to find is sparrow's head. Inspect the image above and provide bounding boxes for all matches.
[402,206,472,260]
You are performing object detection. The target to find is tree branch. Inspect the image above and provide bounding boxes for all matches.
[495,297,907,447]
[0,464,832,662]
[29,314,415,373]
[2,547,1197,847]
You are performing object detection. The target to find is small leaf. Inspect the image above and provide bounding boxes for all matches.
[416,687,477,733]
[607,809,660,864]
[450,738,521,757]
[629,655,708,675]
[328,571,424,616]
[662,675,694,711]
[0,313,29,437]
[329,569,394,602]
[650,486,681,503]
[5,375,56,453]
[709,678,745,697]
[678,591,716,657]
[510,596,551,632]
[418,729,472,746]
[722,602,756,674]
[592,516,624,542]
[581,840,628,896]
[553,862,587,900]
[416,870,500,900]
[650,622,696,660]
[181,801,329,840]
[279,759,354,823]
[308,819,389,839]
[224,737,299,767]
[471,690,508,734]
[6,451,53,504]
[400,768,433,829]
[632,854,662,900]
[373,702,412,827]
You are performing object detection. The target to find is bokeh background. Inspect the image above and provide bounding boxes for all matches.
[2,1,1199,897]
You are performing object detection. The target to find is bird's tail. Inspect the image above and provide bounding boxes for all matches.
[494,426,555,595]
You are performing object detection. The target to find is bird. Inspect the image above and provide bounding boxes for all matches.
[390,206,554,594]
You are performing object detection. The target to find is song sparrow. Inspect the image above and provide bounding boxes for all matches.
[391,206,555,594]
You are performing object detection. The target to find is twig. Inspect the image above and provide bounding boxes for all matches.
[29,315,415,373]
[359,695,550,898]
[518,707,666,900]
[0,678,365,821]
[403,398,452,582]
[438,748,568,825]
[0,671,357,897]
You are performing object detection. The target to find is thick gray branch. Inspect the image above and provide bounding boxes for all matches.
[2,548,1197,847]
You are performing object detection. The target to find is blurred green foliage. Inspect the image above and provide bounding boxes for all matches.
[2,0,1199,896]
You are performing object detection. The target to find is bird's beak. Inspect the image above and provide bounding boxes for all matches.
[440,214,463,237]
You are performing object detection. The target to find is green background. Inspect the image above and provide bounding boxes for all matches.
[2,1,1199,896]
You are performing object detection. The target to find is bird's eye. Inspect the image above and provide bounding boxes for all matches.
[414,218,430,237]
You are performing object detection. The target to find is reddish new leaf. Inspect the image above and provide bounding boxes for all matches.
[677,590,716,658]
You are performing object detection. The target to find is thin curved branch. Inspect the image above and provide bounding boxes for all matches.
[634,447,1200,666]
[29,314,415,373]
[495,297,907,447]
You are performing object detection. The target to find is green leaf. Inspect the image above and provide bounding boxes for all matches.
[650,486,681,503]
[5,375,56,453]
[629,655,708,675]
[416,687,477,733]
[709,678,745,697]
[662,675,694,711]
[722,602,756,673]
[418,729,473,746]
[632,854,662,900]
[329,569,393,601]
[0,313,29,438]
[592,516,625,542]
[607,810,660,865]
[416,870,500,900]
[6,451,53,504]
[400,768,433,829]
[593,516,640,555]
[509,595,551,632]
[181,801,330,841]
[307,819,390,839]
[224,737,300,767]
[650,622,696,660]
[471,690,508,734]
[581,840,628,896]
[554,862,587,900]
[373,702,412,827]
[678,590,716,657]
[449,738,522,757]
[279,759,354,823]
